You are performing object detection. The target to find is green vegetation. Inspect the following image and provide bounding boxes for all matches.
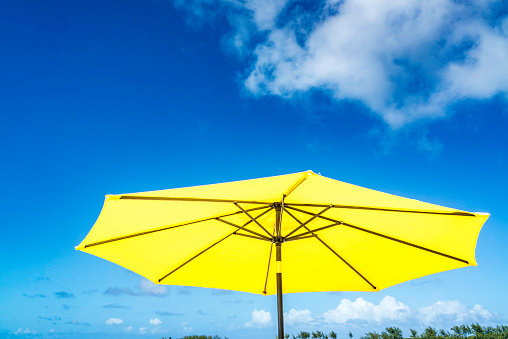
[286,324,508,339]
[161,324,508,339]
[360,324,508,339]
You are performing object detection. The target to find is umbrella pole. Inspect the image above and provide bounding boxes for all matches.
[275,203,284,339]
[276,243,284,339]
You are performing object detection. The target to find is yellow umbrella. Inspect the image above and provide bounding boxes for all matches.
[76,171,488,338]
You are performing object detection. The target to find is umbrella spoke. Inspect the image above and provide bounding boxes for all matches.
[119,195,273,205]
[241,206,274,229]
[158,233,234,283]
[283,175,308,198]
[215,218,273,241]
[235,203,273,237]
[314,235,378,290]
[278,198,285,240]
[284,208,377,290]
[284,203,476,217]
[285,206,470,265]
[284,205,332,238]
[285,222,343,241]
[233,232,272,242]
[83,206,270,248]
[159,209,273,283]
[284,235,315,242]
[263,229,276,295]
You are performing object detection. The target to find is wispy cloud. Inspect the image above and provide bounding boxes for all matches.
[197,310,215,316]
[181,321,193,332]
[14,328,37,335]
[65,320,90,326]
[410,277,444,286]
[22,293,46,298]
[177,287,192,295]
[38,316,61,321]
[54,292,75,299]
[104,287,139,296]
[28,275,50,283]
[175,0,508,128]
[104,303,130,309]
[138,279,169,297]
[223,299,254,304]
[104,279,169,297]
[211,289,234,295]
[156,311,184,316]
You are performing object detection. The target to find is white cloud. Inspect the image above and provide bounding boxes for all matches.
[177,0,508,127]
[149,318,162,326]
[126,326,133,331]
[417,301,492,324]
[439,18,508,99]
[14,328,37,335]
[138,278,169,297]
[323,296,410,324]
[285,308,313,326]
[106,318,123,325]
[181,322,193,332]
[139,327,148,334]
[470,304,493,320]
[322,296,494,327]
[244,308,272,328]
[244,0,289,31]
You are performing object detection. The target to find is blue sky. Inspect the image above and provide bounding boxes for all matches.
[0,0,507,338]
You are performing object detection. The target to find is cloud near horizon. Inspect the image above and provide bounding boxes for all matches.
[284,296,496,328]
[105,318,123,325]
[174,0,508,128]
[104,278,169,297]
[244,308,272,328]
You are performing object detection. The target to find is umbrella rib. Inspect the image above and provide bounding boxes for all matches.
[285,221,343,241]
[315,235,377,290]
[83,206,270,248]
[285,206,470,265]
[284,203,476,217]
[284,209,377,290]
[158,233,234,283]
[235,203,273,237]
[284,234,315,242]
[262,230,276,295]
[283,174,308,198]
[242,206,275,229]
[158,209,272,283]
[277,196,285,239]
[119,195,272,205]
[233,232,272,242]
[284,205,332,238]
[216,218,273,241]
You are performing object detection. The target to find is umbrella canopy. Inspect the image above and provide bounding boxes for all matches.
[77,171,488,337]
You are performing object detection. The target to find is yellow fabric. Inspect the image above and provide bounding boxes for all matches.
[77,171,488,295]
